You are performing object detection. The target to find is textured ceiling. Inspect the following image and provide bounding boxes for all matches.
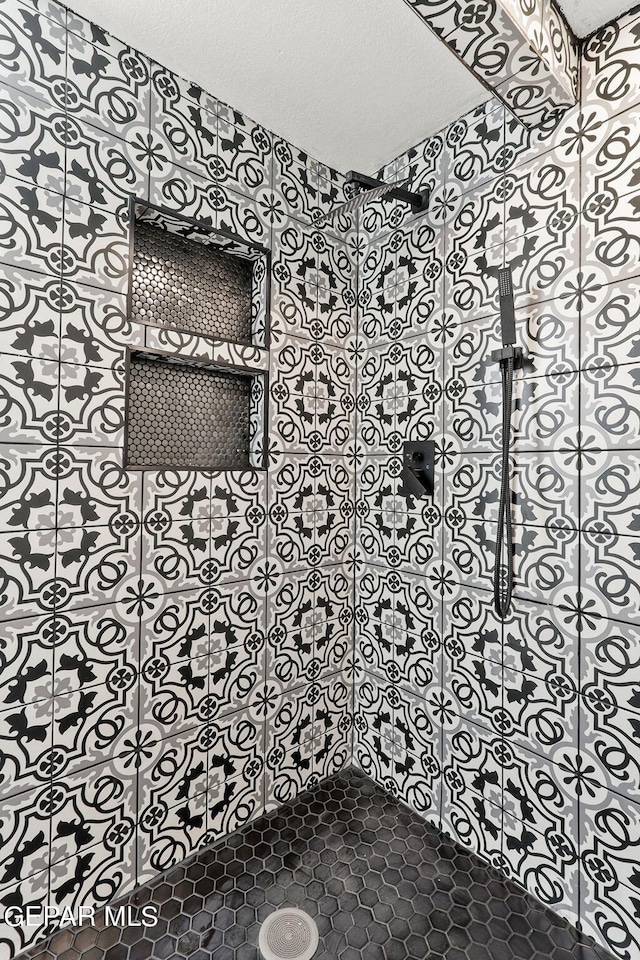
[557,0,635,37]
[65,0,488,174]
[66,0,637,173]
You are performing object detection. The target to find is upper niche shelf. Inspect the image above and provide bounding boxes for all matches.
[128,199,270,348]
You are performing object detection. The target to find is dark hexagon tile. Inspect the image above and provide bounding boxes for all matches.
[20,768,618,960]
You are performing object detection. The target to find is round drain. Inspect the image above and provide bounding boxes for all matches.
[258,908,319,960]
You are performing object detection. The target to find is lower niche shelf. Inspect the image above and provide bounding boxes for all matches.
[124,350,263,471]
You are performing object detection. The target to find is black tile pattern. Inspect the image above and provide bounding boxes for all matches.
[22,769,615,960]
[131,219,253,342]
[125,352,251,470]
[356,12,640,955]
[400,0,578,129]
[0,3,355,953]
[2,0,640,958]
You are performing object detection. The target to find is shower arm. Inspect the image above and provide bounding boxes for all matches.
[345,170,430,213]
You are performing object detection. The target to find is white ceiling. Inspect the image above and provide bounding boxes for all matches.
[65,0,488,175]
[66,0,637,174]
[557,0,635,37]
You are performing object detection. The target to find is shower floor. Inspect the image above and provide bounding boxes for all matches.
[24,768,612,960]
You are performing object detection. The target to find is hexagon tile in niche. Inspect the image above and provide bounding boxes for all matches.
[23,770,615,960]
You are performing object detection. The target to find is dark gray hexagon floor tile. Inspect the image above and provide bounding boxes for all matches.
[21,768,618,960]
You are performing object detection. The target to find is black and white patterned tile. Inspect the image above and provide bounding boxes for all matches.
[355,11,640,953]
[0,867,49,960]
[216,117,272,198]
[580,783,640,958]
[64,124,150,217]
[582,528,640,626]
[65,21,151,141]
[581,693,640,800]
[501,805,579,925]
[441,714,504,864]
[581,614,640,723]
[311,672,352,780]
[47,760,137,914]
[0,0,362,948]
[582,11,640,116]
[265,684,316,805]
[3,0,640,955]
[500,741,579,918]
[51,664,138,781]
[137,728,210,879]
[353,672,397,789]
[445,101,506,193]
[391,686,441,816]
[580,275,640,370]
[582,141,640,286]
[147,163,222,224]
[581,362,640,451]
[403,2,541,124]
[0,1,67,106]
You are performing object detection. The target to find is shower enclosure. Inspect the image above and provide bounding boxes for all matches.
[0,0,639,958]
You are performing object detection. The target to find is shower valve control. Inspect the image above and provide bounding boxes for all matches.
[399,441,435,499]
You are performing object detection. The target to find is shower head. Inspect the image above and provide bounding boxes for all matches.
[314,170,430,226]
[491,265,523,367]
[314,178,409,225]
[497,265,516,347]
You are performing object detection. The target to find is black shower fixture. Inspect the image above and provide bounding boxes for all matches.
[345,171,431,212]
[492,266,523,621]
[491,267,523,369]
[399,440,435,499]
[497,264,516,345]
[315,170,431,224]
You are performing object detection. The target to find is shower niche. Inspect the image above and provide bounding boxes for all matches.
[124,200,270,471]
[124,350,265,471]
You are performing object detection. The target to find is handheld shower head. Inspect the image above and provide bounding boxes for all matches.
[497,265,516,347]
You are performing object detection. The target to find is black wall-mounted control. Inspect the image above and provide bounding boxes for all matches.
[399,441,435,499]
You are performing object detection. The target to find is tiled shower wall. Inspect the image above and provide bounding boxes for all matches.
[0,0,355,955]
[3,0,640,957]
[354,11,640,959]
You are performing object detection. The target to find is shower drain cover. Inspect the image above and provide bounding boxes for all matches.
[258,908,319,960]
